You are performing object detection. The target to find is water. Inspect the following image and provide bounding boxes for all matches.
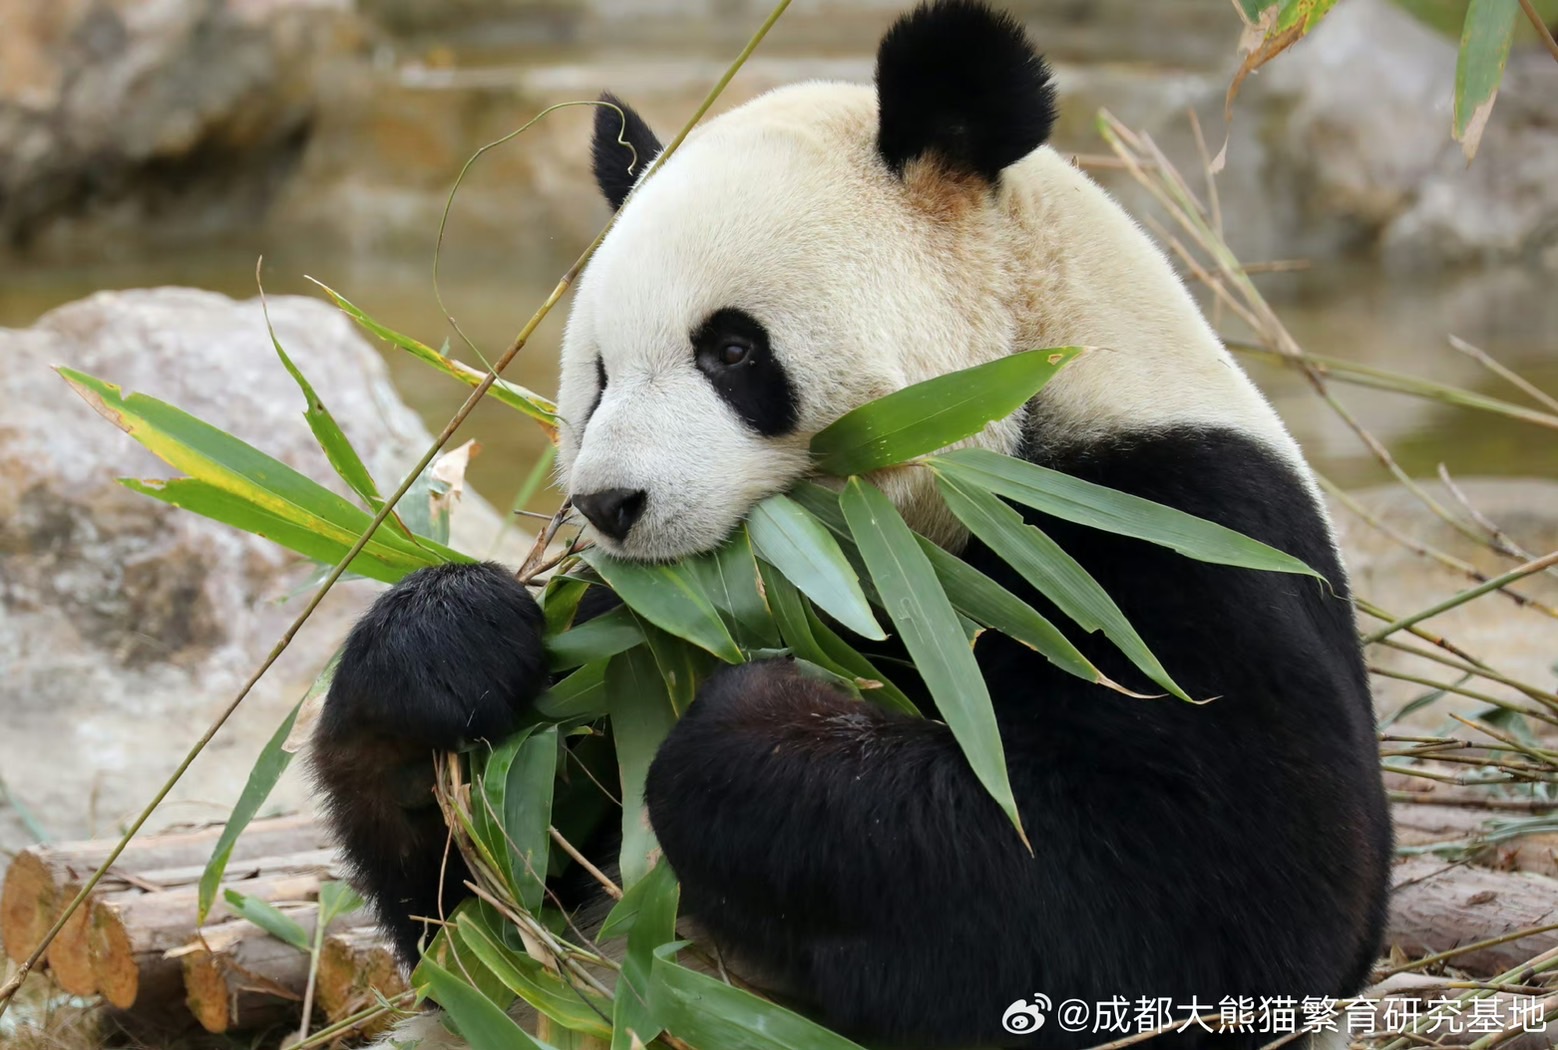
[4,231,1555,520]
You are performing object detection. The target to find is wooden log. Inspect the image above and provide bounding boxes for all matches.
[1392,803,1558,877]
[181,904,316,1034]
[0,815,327,965]
[83,854,338,1009]
[1387,857,1558,974]
[317,921,408,1036]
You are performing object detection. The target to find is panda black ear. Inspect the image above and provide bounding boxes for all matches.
[874,0,1056,184]
[592,93,663,211]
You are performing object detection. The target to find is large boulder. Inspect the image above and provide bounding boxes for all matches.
[1254,0,1558,268]
[0,287,531,854]
[0,0,362,253]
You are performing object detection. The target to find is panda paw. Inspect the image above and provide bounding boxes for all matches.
[319,561,547,749]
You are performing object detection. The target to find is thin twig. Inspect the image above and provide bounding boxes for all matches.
[1517,0,1558,62]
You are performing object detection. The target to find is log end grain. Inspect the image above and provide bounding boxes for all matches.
[0,850,56,963]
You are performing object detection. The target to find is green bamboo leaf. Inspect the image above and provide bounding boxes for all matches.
[934,471,1189,701]
[914,535,1107,687]
[475,727,558,912]
[651,943,869,1050]
[417,958,558,1050]
[60,368,457,566]
[582,551,742,664]
[318,881,364,927]
[637,617,715,717]
[261,292,410,546]
[454,913,612,1039]
[685,526,780,649]
[544,604,645,671]
[535,660,609,721]
[606,647,678,888]
[309,279,559,433]
[222,890,311,950]
[198,654,337,922]
[787,482,1102,686]
[541,575,590,636]
[122,478,425,585]
[803,605,920,715]
[415,900,517,1011]
[809,347,1081,476]
[932,449,1321,579]
[1454,0,1519,161]
[839,478,1026,845]
[611,861,678,1050]
[748,495,884,640]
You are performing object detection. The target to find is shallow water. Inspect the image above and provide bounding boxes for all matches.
[4,232,1556,522]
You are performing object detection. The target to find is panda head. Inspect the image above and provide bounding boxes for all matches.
[557,0,1057,562]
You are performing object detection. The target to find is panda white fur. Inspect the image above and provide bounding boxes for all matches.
[311,3,1392,1047]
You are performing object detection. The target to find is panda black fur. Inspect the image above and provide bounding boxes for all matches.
[310,3,1392,1047]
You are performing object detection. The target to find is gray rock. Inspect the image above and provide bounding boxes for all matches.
[0,0,362,253]
[0,287,531,853]
[1255,0,1558,268]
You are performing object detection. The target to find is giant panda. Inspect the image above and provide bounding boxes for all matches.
[311,2,1393,1047]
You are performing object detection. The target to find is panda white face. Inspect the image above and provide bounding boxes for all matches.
[557,85,1023,563]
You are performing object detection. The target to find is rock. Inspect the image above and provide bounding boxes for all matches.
[1253,0,1558,268]
[0,287,533,855]
[0,0,364,254]
[1332,478,1558,731]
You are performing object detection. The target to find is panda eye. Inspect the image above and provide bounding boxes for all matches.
[718,343,750,367]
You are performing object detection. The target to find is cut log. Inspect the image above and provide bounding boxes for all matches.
[0,815,328,965]
[1387,856,1558,974]
[181,905,316,1034]
[317,921,408,1035]
[83,854,339,1008]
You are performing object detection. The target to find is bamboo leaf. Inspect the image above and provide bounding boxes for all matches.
[932,449,1321,579]
[475,727,558,912]
[913,535,1107,686]
[454,913,612,1039]
[121,478,426,584]
[934,471,1189,701]
[651,943,869,1050]
[222,890,311,950]
[544,604,645,671]
[417,958,558,1050]
[197,654,335,923]
[685,526,780,649]
[606,647,678,888]
[582,551,742,664]
[611,861,678,1050]
[749,495,884,640]
[535,660,609,721]
[309,279,559,435]
[750,560,909,716]
[60,368,454,564]
[637,617,715,718]
[318,881,364,927]
[262,294,409,544]
[839,478,1026,845]
[810,347,1082,476]
[1454,0,1519,161]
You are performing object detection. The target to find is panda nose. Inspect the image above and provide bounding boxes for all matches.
[574,488,648,543]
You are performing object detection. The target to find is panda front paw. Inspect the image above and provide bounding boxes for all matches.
[319,561,546,749]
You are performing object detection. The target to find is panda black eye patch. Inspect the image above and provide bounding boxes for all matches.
[691,308,797,437]
[582,356,607,427]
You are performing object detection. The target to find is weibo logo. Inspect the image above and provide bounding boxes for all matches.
[1002,994,1051,1035]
